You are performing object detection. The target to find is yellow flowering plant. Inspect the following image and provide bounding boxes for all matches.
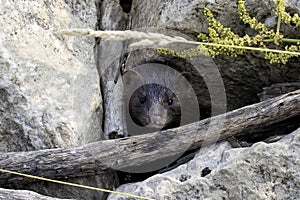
[157,0,300,64]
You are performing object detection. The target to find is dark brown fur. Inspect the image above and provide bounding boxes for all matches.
[129,83,181,129]
[123,63,196,132]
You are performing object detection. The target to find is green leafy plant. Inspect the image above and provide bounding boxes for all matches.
[157,0,300,64]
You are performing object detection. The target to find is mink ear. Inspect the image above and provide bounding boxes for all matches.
[179,72,192,83]
[122,69,143,87]
[175,72,192,89]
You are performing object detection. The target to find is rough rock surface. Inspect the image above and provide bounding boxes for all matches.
[0,188,72,200]
[0,0,101,151]
[0,0,113,199]
[108,127,300,200]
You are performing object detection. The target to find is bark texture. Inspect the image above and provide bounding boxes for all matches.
[0,90,299,185]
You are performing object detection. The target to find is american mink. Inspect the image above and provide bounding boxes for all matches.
[129,83,181,129]
[123,63,198,133]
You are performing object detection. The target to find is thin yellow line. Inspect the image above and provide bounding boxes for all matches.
[0,169,155,200]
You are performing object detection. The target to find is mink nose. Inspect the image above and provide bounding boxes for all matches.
[148,103,167,127]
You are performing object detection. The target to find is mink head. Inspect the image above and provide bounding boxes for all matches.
[123,63,195,131]
[129,83,181,129]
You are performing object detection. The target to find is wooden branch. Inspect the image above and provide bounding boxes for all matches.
[0,90,299,185]
[96,39,126,140]
[95,0,129,139]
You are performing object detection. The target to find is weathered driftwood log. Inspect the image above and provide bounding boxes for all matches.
[0,90,299,185]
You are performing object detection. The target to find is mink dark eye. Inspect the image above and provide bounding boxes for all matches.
[167,98,173,106]
[139,96,146,104]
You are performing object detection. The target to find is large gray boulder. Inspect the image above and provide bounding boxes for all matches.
[0,0,102,152]
[108,127,300,200]
[0,188,73,200]
[0,0,114,199]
